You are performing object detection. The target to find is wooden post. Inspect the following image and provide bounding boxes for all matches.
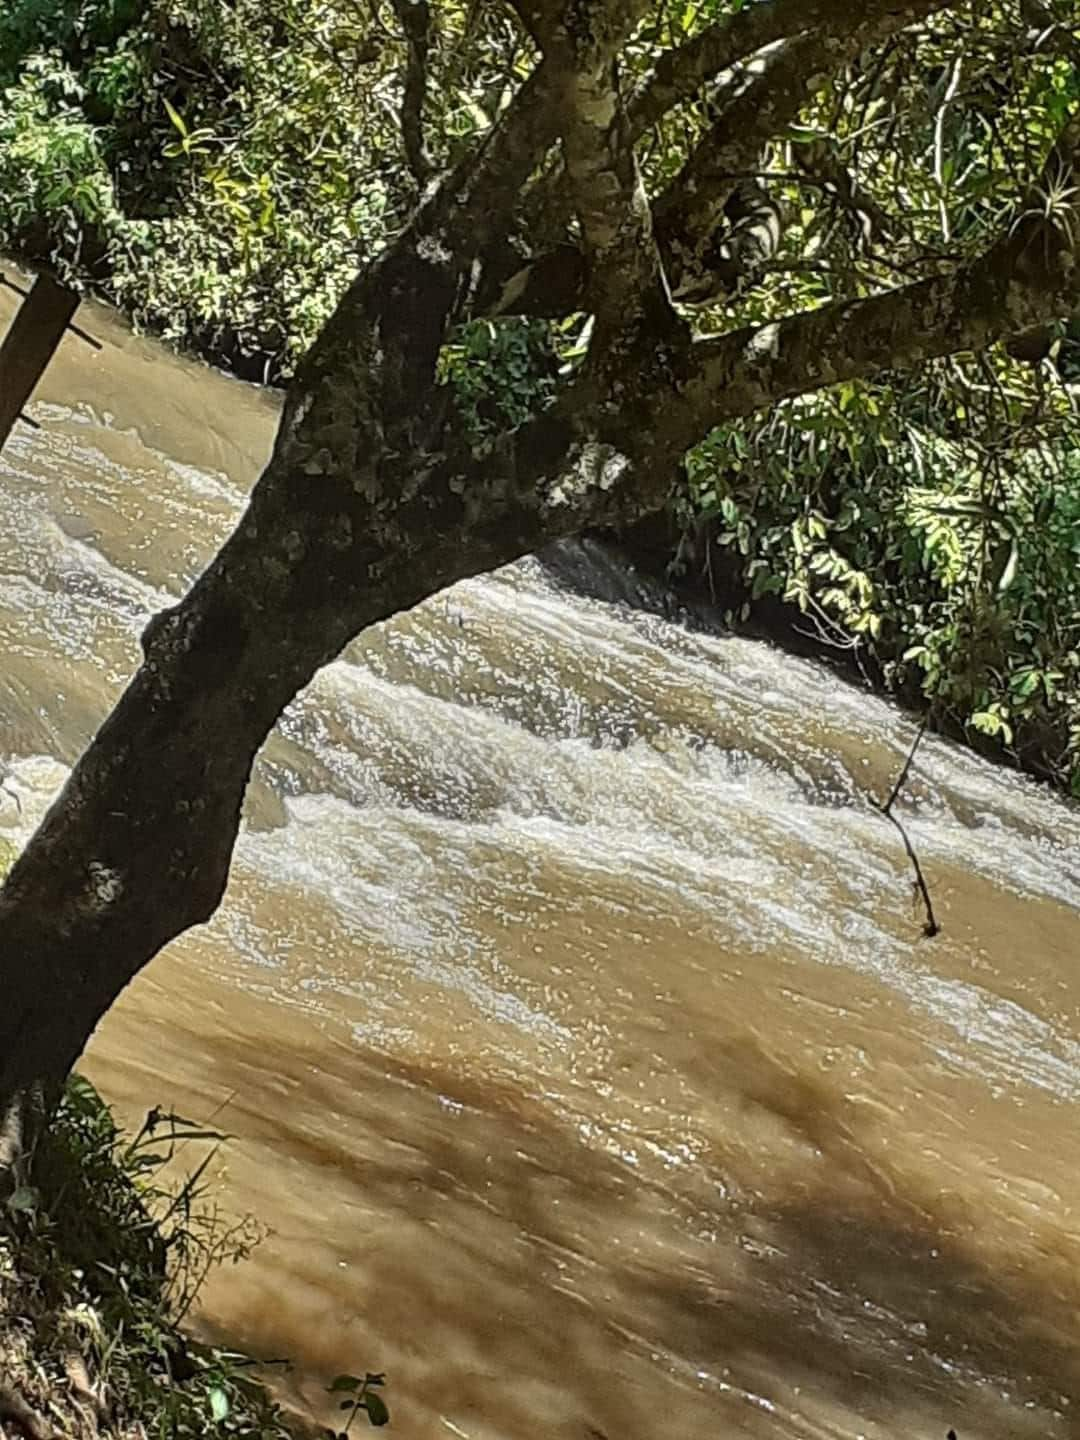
[0,273,80,455]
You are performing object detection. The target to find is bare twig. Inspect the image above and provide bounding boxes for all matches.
[875,720,941,938]
[0,272,31,300]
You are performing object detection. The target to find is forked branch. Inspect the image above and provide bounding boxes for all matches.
[874,721,940,938]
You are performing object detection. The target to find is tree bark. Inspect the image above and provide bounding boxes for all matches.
[0,468,516,1101]
[0,262,583,1125]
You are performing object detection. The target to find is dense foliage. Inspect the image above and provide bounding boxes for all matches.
[678,368,1080,793]
[666,2,1080,792]
[0,0,1077,791]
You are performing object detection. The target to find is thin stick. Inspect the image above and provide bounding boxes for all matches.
[0,272,31,299]
[882,715,927,816]
[70,321,103,351]
[875,719,940,938]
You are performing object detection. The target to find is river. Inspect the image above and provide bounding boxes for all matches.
[2,275,1080,1440]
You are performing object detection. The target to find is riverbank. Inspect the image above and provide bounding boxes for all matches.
[0,1075,324,1440]
[542,526,1078,803]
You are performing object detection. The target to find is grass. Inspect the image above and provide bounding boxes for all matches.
[0,1073,377,1440]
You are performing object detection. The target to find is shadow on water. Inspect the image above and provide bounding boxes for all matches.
[194,1030,1080,1440]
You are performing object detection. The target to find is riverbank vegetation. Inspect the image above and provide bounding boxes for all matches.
[0,840,385,1440]
[0,0,484,380]
[0,824,353,1436]
[0,1073,306,1440]
[670,370,1080,794]
[1,0,1076,795]
[0,832,381,1439]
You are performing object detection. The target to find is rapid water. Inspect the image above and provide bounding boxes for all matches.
[2,274,1079,1440]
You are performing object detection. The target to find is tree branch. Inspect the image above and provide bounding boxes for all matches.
[512,0,862,205]
[476,0,956,318]
[646,115,1080,461]
[501,0,668,329]
[653,0,954,303]
[282,52,569,449]
[448,117,1080,546]
[627,0,861,139]
[389,0,434,184]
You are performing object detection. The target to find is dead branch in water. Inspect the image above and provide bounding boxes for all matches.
[875,719,940,938]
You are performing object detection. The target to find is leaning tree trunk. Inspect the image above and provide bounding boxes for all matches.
[0,246,632,1156]
[2,31,1076,1167]
[0,49,641,1158]
[0,407,558,1139]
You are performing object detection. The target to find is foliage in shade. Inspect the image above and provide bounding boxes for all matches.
[0,1070,350,1439]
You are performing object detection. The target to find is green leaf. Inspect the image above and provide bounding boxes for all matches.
[329,1376,364,1394]
[65,1073,106,1114]
[209,1387,230,1423]
[162,96,188,139]
[6,1186,39,1215]
[363,1393,390,1426]
[1009,669,1040,700]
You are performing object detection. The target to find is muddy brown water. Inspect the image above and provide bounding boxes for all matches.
[2,275,1080,1440]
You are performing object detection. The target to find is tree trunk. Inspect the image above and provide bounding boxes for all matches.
[0,348,579,1145]
[1,59,1076,1164]
[0,273,80,453]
